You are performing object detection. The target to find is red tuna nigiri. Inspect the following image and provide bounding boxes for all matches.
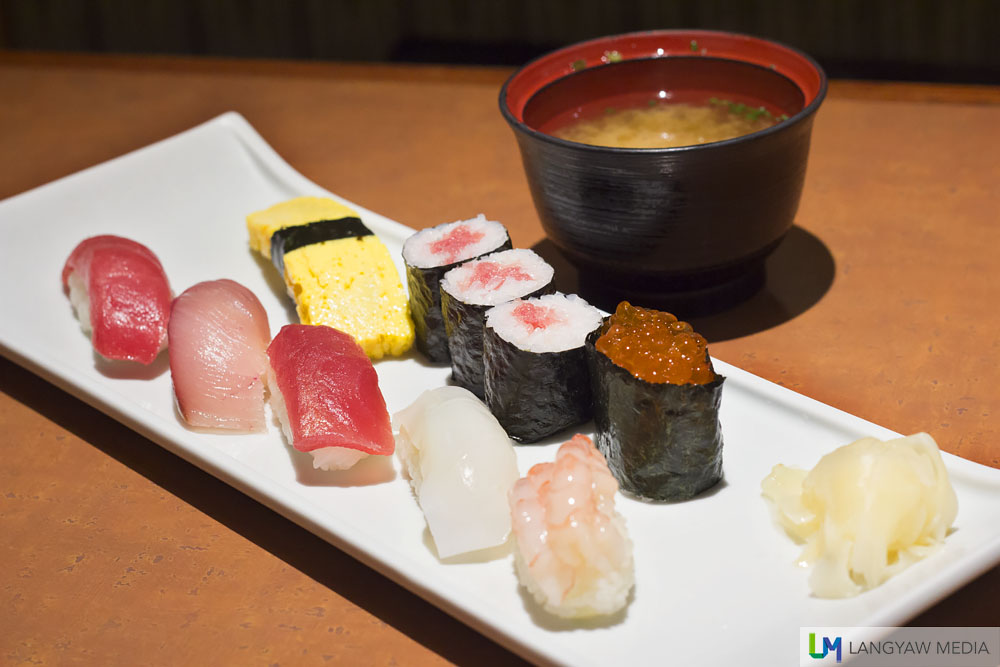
[62,235,171,364]
[266,324,394,470]
[169,279,271,432]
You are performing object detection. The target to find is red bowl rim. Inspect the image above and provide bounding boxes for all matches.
[500,29,828,153]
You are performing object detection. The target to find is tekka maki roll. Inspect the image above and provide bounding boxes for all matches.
[402,215,510,362]
[440,248,554,398]
[586,302,725,501]
[484,293,603,442]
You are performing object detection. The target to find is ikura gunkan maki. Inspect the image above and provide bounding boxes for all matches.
[484,293,603,442]
[402,215,511,362]
[440,248,554,398]
[586,302,725,501]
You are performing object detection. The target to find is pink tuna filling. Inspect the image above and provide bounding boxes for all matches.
[512,302,565,331]
[429,224,485,265]
[462,261,533,292]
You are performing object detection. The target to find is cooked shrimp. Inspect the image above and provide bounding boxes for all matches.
[509,434,634,618]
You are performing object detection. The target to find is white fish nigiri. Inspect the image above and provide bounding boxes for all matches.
[509,434,634,618]
[394,386,519,559]
[168,279,270,431]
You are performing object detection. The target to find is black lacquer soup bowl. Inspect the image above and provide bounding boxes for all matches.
[500,30,827,312]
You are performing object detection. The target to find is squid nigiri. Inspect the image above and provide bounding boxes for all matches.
[394,386,519,559]
[62,235,171,364]
[168,279,271,432]
[267,324,393,470]
[509,434,634,618]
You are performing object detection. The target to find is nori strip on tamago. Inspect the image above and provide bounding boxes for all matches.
[483,324,596,443]
[269,217,370,273]
[441,281,552,399]
[585,326,725,501]
[405,236,512,363]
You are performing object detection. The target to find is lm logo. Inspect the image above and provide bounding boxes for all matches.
[808,633,843,662]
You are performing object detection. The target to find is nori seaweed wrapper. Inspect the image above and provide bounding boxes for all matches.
[270,217,369,274]
[442,280,553,399]
[483,322,598,443]
[585,325,725,501]
[404,236,511,363]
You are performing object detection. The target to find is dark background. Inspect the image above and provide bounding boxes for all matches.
[1,0,998,83]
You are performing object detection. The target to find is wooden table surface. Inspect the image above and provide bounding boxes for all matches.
[1,52,999,665]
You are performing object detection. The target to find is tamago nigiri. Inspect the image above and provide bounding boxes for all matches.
[509,434,635,618]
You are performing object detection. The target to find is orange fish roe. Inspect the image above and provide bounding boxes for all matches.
[595,302,715,385]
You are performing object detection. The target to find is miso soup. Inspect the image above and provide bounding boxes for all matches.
[553,100,783,149]
[522,56,805,149]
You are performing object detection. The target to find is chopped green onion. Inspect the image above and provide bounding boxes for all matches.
[708,97,783,123]
[690,40,698,52]
[571,59,586,71]
[605,50,623,63]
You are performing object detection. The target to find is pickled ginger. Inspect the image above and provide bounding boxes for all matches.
[761,432,957,598]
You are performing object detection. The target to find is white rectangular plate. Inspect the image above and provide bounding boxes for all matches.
[1,113,998,667]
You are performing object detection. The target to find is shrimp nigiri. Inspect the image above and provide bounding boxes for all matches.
[509,434,634,618]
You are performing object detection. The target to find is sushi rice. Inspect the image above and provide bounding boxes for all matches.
[485,293,603,354]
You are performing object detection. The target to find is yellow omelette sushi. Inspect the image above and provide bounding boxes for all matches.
[247,196,414,359]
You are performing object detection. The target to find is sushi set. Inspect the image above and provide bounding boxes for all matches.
[2,112,1000,666]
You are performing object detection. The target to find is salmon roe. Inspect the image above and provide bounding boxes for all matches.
[595,302,715,385]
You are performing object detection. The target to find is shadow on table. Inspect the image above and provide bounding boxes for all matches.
[531,224,836,343]
[0,356,530,667]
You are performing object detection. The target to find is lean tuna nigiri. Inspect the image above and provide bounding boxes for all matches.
[168,279,271,432]
[62,235,171,364]
[394,386,519,559]
[509,434,634,618]
[267,324,394,470]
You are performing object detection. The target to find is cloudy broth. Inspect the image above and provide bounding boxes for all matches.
[552,97,784,148]
[522,57,805,149]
